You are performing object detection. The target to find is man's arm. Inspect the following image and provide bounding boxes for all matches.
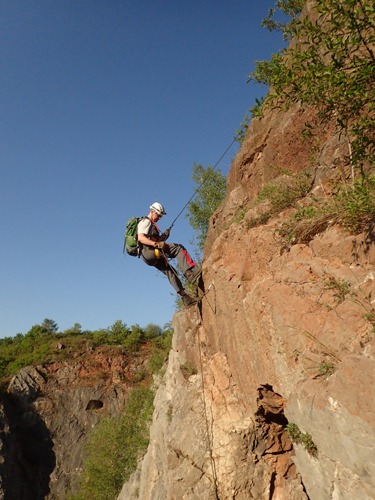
[138,233,158,247]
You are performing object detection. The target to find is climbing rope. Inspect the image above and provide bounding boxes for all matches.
[159,123,234,493]
[167,133,240,231]
[197,282,216,314]
[196,324,220,500]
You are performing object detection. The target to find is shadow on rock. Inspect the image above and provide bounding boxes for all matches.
[0,389,56,499]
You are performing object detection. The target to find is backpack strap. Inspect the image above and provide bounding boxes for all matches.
[137,216,151,255]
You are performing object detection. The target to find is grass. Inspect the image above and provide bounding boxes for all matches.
[323,276,351,305]
[364,312,375,329]
[278,175,375,246]
[246,212,271,229]
[258,171,312,213]
[278,212,337,246]
[230,170,312,230]
[180,361,197,379]
[229,171,374,247]
[317,362,335,379]
[336,176,375,233]
[286,422,318,458]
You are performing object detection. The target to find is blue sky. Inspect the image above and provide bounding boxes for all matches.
[1,1,286,337]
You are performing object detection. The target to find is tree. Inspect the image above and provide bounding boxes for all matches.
[25,324,47,339]
[123,324,144,351]
[41,318,59,334]
[186,163,227,253]
[261,0,305,39]
[63,323,82,335]
[144,323,162,339]
[109,320,128,340]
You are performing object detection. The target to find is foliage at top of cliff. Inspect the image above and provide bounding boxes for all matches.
[249,0,374,169]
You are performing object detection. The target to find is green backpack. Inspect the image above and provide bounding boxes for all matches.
[123,216,142,257]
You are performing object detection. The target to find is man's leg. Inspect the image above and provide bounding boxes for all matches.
[155,258,183,292]
[142,246,198,306]
[165,243,197,275]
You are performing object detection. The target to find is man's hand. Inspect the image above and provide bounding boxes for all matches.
[160,228,170,241]
[155,241,166,250]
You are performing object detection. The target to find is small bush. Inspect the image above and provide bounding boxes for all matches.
[318,362,335,379]
[258,172,311,214]
[133,367,147,383]
[334,176,375,233]
[230,205,248,225]
[286,422,301,441]
[180,362,197,379]
[364,311,375,325]
[277,175,375,247]
[294,206,317,221]
[300,432,318,457]
[286,422,318,457]
[323,276,351,305]
[148,330,173,374]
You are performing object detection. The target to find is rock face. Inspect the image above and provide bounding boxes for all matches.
[0,344,149,499]
[119,104,375,498]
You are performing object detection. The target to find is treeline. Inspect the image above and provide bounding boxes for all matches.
[0,318,173,379]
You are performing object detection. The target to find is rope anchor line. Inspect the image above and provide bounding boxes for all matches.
[196,314,220,499]
[167,133,239,231]
[196,282,215,314]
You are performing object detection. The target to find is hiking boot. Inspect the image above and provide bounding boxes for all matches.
[182,294,197,307]
[185,266,202,284]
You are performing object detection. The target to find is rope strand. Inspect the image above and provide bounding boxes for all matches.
[197,325,220,499]
[168,134,239,230]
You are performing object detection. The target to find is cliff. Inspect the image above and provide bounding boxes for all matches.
[0,343,150,499]
[119,102,375,499]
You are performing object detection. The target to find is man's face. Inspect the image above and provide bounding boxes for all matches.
[151,210,162,223]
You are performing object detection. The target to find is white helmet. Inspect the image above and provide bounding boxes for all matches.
[150,202,166,216]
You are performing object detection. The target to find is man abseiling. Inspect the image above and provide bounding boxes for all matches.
[137,202,201,307]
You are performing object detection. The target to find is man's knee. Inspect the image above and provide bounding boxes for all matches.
[168,243,185,253]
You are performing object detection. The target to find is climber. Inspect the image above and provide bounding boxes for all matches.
[137,202,202,307]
